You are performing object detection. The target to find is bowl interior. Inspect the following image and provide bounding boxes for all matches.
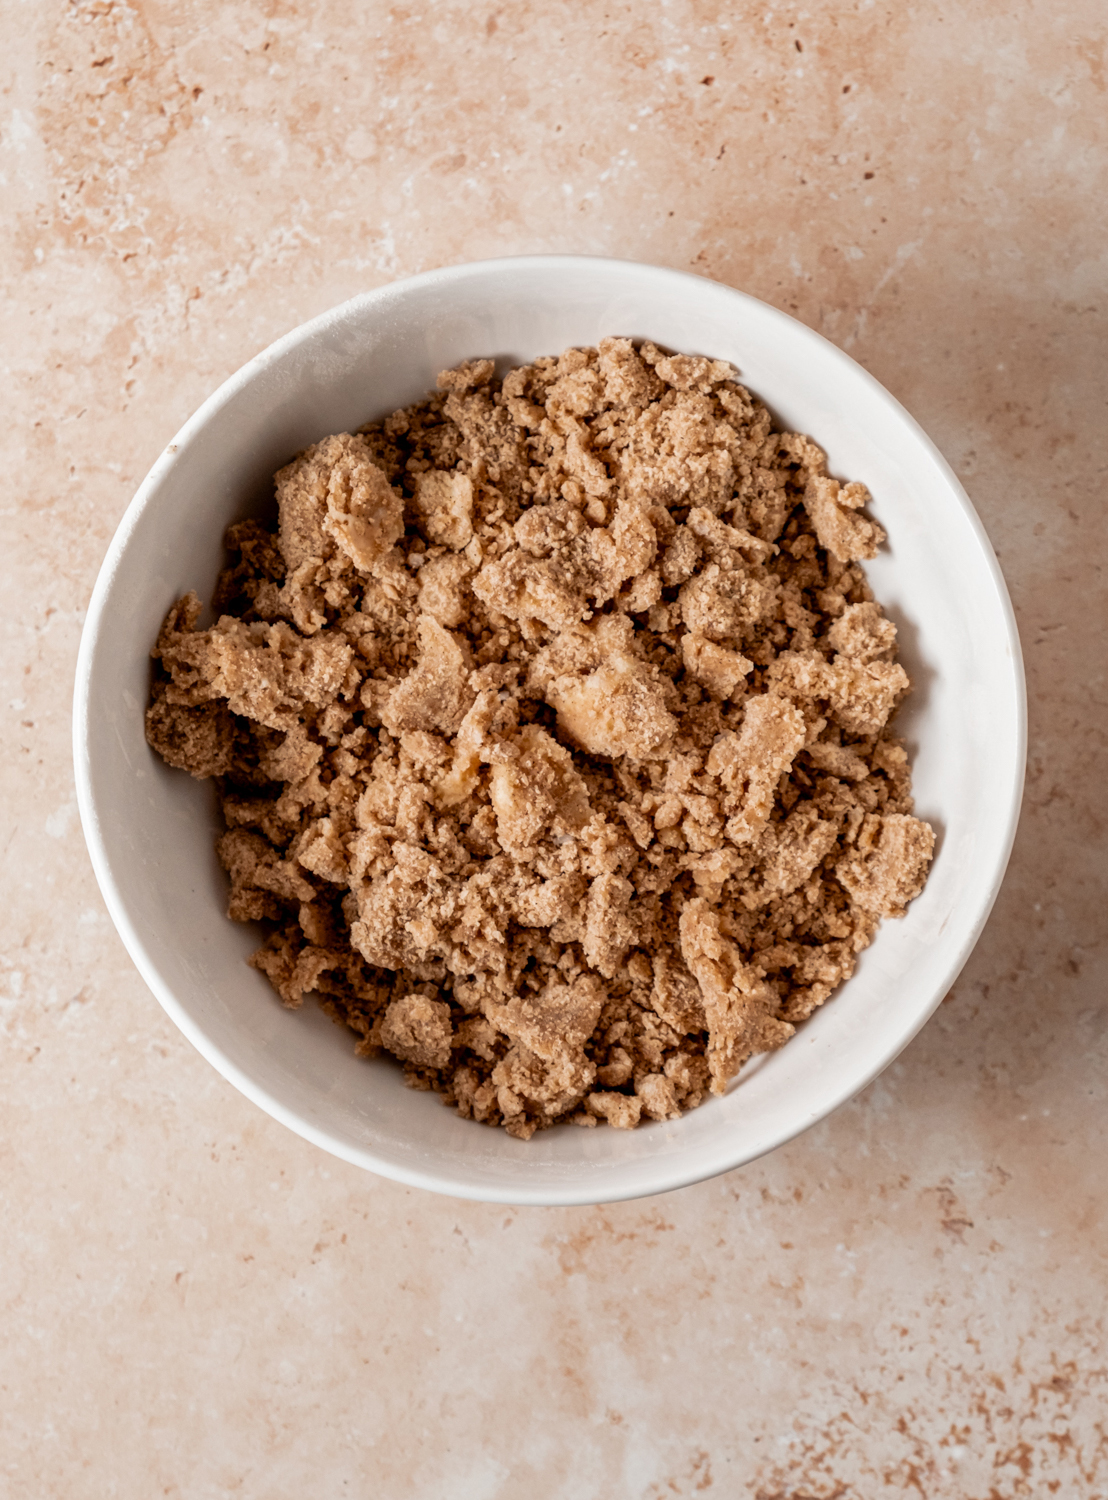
[74,257,1024,1205]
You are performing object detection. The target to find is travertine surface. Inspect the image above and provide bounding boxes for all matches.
[2,2,1105,1496]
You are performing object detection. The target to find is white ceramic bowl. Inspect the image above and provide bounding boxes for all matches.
[74,256,1025,1206]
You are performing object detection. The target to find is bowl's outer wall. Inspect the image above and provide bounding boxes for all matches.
[74,257,1026,1205]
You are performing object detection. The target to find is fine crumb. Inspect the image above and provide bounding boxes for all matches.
[146,338,934,1138]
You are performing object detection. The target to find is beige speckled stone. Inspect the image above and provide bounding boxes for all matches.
[2,2,1106,1495]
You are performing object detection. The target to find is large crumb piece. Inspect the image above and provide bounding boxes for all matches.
[650,950,708,1034]
[587,1091,643,1129]
[836,813,936,917]
[411,470,475,551]
[679,898,795,1093]
[681,631,752,700]
[707,693,808,844]
[380,616,474,736]
[743,803,840,910]
[490,974,603,1064]
[488,725,591,853]
[145,697,240,779]
[827,601,897,662]
[276,432,404,573]
[146,339,934,1138]
[380,992,454,1068]
[802,474,886,563]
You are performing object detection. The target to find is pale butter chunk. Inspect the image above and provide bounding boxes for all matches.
[545,653,677,762]
[802,474,886,563]
[707,693,808,844]
[526,612,636,691]
[678,898,795,1094]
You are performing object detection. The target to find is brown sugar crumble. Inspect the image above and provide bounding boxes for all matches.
[145,340,934,1139]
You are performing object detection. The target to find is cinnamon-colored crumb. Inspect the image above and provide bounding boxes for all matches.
[145,340,934,1137]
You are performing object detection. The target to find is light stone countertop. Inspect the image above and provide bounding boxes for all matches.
[3,4,1106,1496]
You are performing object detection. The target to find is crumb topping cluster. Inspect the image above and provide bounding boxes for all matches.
[147,340,934,1138]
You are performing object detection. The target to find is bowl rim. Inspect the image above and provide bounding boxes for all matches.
[73,254,1027,1205]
